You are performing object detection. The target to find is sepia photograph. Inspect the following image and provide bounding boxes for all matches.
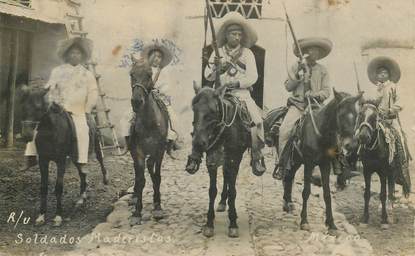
[0,0,414,255]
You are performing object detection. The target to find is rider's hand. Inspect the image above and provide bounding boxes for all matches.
[305,90,319,99]
[225,81,240,90]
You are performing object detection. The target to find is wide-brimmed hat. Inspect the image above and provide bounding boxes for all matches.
[56,37,93,61]
[293,37,333,60]
[141,43,173,68]
[367,56,401,84]
[216,12,258,48]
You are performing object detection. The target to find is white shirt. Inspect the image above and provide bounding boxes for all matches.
[204,46,258,101]
[45,64,98,114]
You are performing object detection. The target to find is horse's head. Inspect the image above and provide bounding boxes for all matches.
[356,102,379,146]
[333,89,363,154]
[20,85,49,141]
[191,82,227,152]
[130,57,153,112]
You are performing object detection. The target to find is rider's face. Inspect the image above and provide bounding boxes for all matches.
[226,30,243,48]
[149,51,163,67]
[306,47,321,62]
[65,47,84,66]
[376,68,390,83]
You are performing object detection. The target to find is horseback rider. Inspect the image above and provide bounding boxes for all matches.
[186,12,266,176]
[21,37,98,170]
[120,43,181,155]
[273,37,339,180]
[366,56,411,196]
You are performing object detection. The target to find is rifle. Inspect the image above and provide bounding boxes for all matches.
[283,2,310,84]
[204,0,221,88]
[353,61,362,93]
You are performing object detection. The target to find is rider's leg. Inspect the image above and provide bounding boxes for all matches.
[72,113,89,167]
[21,131,38,171]
[166,105,182,151]
[274,106,302,179]
[251,125,266,176]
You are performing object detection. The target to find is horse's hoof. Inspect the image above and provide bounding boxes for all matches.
[202,226,214,238]
[52,215,63,227]
[381,223,390,230]
[216,203,226,212]
[228,227,239,238]
[152,209,164,220]
[300,223,311,231]
[129,216,142,226]
[283,201,295,214]
[35,214,45,226]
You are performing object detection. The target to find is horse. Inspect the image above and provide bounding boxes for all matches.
[280,90,362,235]
[20,85,108,227]
[128,59,169,225]
[188,83,256,238]
[356,102,405,229]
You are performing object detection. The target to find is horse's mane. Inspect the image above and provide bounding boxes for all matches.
[192,87,215,106]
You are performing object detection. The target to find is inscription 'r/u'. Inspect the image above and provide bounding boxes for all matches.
[7,211,31,229]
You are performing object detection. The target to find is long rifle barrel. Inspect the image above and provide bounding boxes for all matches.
[283,2,304,59]
[353,61,362,93]
[204,0,221,88]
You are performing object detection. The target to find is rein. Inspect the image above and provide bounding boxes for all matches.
[206,96,239,151]
[356,104,380,152]
[306,96,322,137]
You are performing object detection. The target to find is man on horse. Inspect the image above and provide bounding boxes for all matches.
[22,37,98,170]
[186,12,266,176]
[366,56,412,196]
[120,43,181,155]
[273,37,340,180]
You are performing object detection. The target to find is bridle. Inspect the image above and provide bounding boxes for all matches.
[356,103,379,151]
[196,94,239,151]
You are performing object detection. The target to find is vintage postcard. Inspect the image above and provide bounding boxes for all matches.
[0,0,414,255]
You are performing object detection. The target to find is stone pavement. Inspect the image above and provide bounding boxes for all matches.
[65,149,374,256]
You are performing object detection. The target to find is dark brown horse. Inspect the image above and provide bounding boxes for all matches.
[20,85,108,227]
[281,90,362,235]
[356,103,409,229]
[128,60,169,225]
[188,83,253,238]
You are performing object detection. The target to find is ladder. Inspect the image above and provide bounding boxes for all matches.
[64,0,122,155]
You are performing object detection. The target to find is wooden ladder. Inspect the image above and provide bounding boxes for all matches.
[64,0,122,155]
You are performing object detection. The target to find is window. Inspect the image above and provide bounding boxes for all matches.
[209,0,263,19]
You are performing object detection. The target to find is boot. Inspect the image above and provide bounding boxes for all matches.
[20,156,37,171]
[332,158,343,175]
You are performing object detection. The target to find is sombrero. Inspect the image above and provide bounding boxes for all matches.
[367,56,401,84]
[56,37,93,61]
[141,43,173,68]
[216,12,258,48]
[293,37,333,60]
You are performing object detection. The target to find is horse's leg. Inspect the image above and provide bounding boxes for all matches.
[74,162,88,208]
[380,175,389,229]
[320,162,337,234]
[387,170,395,224]
[35,157,49,226]
[283,163,300,214]
[203,164,218,237]
[150,151,165,220]
[95,136,109,185]
[360,167,371,226]
[53,159,66,227]
[300,163,313,231]
[225,150,243,238]
[130,148,145,225]
[217,170,227,212]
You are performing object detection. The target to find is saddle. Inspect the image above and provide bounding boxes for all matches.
[223,94,253,132]
[264,106,289,147]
